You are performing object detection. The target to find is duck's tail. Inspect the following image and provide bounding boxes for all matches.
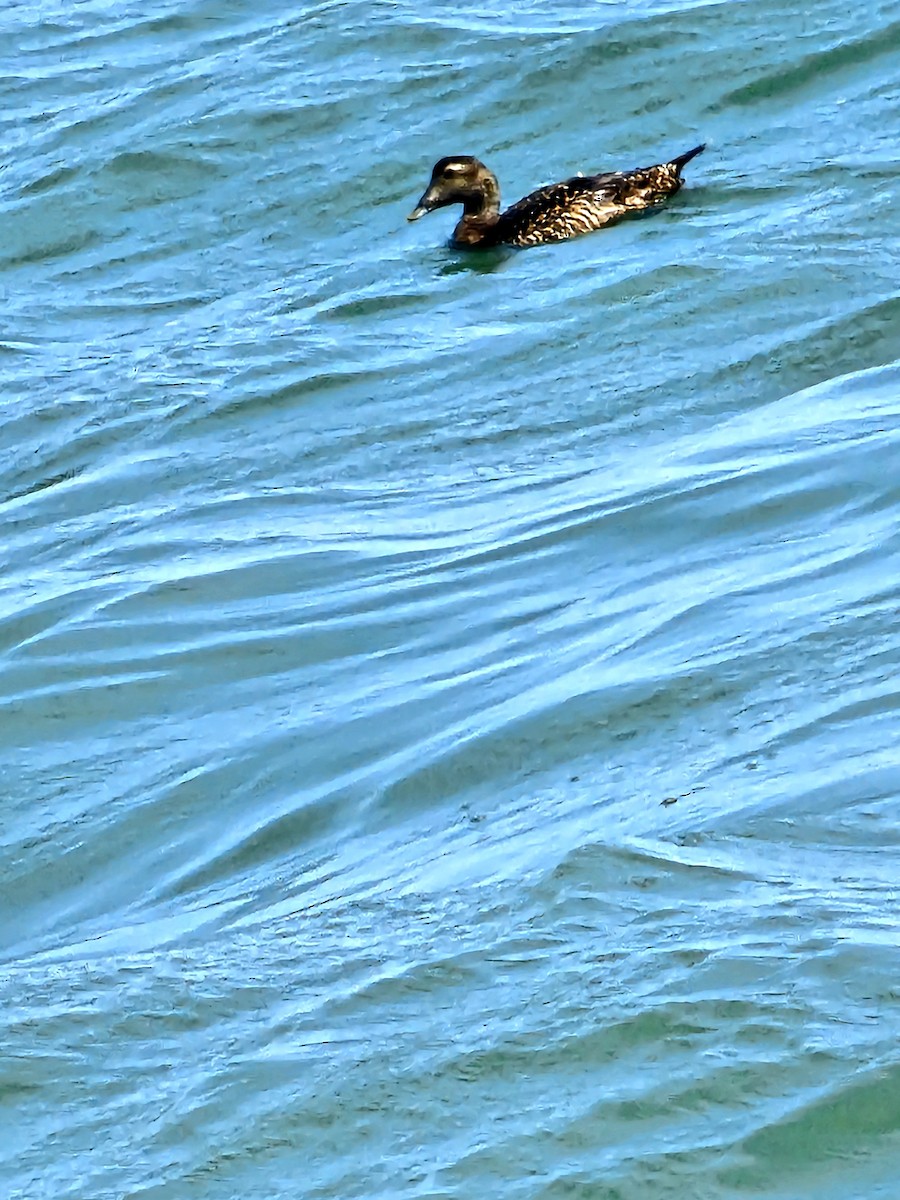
[670,143,706,174]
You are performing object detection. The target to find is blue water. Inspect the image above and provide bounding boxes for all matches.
[3,1,900,1197]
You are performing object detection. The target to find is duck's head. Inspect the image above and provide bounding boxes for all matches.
[408,156,500,221]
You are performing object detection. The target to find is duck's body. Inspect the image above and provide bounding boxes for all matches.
[408,144,705,249]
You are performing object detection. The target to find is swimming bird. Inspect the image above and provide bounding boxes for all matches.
[408,144,705,248]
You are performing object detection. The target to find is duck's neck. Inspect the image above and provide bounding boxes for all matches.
[453,173,501,246]
[463,170,500,219]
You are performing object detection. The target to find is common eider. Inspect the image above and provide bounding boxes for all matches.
[408,144,705,249]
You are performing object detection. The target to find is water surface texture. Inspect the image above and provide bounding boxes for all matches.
[3,1,900,1197]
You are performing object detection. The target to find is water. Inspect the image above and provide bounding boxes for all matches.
[3,0,900,1196]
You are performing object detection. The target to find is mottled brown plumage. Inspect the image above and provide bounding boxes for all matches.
[408,145,705,249]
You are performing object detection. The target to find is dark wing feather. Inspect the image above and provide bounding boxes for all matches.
[496,166,684,247]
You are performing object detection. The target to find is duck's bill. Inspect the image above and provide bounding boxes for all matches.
[408,185,442,221]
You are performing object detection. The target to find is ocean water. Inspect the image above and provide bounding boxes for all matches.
[3,0,900,1196]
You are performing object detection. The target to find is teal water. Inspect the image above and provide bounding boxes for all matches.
[3,1,900,1197]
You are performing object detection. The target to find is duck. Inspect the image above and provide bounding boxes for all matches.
[408,144,705,249]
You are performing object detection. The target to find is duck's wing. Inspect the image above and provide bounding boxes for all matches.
[602,162,685,208]
[496,166,684,247]
[495,176,617,246]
